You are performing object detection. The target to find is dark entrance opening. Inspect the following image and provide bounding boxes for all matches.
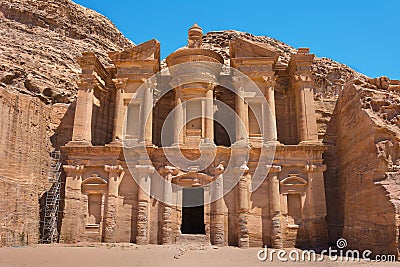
[181,187,205,234]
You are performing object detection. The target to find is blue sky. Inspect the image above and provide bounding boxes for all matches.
[74,0,399,79]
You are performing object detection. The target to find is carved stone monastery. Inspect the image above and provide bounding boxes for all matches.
[61,24,328,248]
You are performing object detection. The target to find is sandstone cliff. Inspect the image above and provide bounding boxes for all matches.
[0,0,133,245]
[0,0,133,104]
[324,77,400,256]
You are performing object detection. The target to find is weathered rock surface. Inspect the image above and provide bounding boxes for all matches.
[324,78,400,257]
[0,0,132,246]
[0,0,133,104]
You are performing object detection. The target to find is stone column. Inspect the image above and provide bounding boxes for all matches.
[161,166,177,244]
[111,78,128,144]
[298,82,318,142]
[174,89,184,145]
[210,163,225,246]
[289,48,318,143]
[205,88,214,142]
[97,94,107,145]
[60,165,85,243]
[237,163,250,248]
[69,79,96,146]
[103,94,111,143]
[233,78,247,142]
[304,163,327,247]
[104,165,124,242]
[135,163,154,245]
[140,82,154,146]
[268,165,283,248]
[297,83,308,141]
[263,77,278,143]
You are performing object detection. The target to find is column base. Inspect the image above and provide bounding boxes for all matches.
[107,140,123,147]
[232,139,250,148]
[171,142,186,148]
[264,140,281,146]
[65,141,92,147]
[299,140,323,146]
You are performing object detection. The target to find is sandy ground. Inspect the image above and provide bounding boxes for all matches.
[0,243,397,267]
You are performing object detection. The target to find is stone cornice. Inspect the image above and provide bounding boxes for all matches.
[304,164,327,172]
[104,165,124,173]
[135,164,155,174]
[63,164,84,173]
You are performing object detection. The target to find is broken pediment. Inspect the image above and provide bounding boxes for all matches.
[109,39,160,62]
[229,38,280,59]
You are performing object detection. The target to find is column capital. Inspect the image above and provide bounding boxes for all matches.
[304,164,327,172]
[231,76,246,88]
[262,75,277,87]
[234,162,249,176]
[160,165,179,177]
[136,164,155,174]
[63,164,85,173]
[208,162,225,176]
[104,165,124,173]
[291,75,314,88]
[77,75,102,90]
[143,78,157,90]
[112,78,128,91]
[266,164,282,173]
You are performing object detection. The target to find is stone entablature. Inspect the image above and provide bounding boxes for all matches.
[61,24,328,248]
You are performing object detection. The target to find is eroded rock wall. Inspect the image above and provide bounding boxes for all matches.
[0,89,70,245]
[324,79,400,257]
[0,0,133,104]
[0,0,132,246]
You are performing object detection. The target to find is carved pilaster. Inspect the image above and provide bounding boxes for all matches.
[210,163,225,246]
[111,78,128,144]
[68,78,99,146]
[60,165,85,243]
[103,165,124,242]
[173,89,184,146]
[288,48,318,143]
[160,166,178,244]
[262,75,278,143]
[236,163,250,248]
[135,164,155,245]
[140,80,155,146]
[267,164,283,248]
[232,77,247,143]
[304,163,328,246]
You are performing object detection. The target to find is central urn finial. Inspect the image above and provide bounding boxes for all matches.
[188,23,203,48]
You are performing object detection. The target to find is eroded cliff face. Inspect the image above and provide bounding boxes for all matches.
[324,78,400,257]
[0,0,133,104]
[0,89,72,245]
[0,0,132,245]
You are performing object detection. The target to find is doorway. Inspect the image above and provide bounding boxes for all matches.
[181,187,205,234]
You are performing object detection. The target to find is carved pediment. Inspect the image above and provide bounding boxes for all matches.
[172,172,213,187]
[229,38,280,59]
[82,174,108,194]
[109,39,160,62]
[280,174,307,186]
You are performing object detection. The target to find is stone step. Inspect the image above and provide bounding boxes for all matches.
[176,234,210,246]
